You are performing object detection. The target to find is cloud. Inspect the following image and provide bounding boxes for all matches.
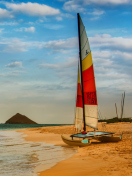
[86,9,105,20]
[41,34,132,96]
[0,70,26,78]
[61,13,75,19]
[6,61,22,68]
[44,24,64,30]
[89,16,100,21]
[63,1,106,15]
[63,0,131,12]
[63,1,85,12]
[56,16,63,21]
[89,34,132,52]
[44,34,132,55]
[0,37,46,53]
[39,56,78,84]
[12,70,26,74]
[0,73,5,77]
[15,27,35,33]
[25,26,35,32]
[64,0,131,9]
[40,57,77,70]
[0,21,18,25]
[39,55,78,83]
[0,28,4,33]
[40,63,59,69]
[88,9,105,16]
[57,0,66,1]
[4,2,60,16]
[3,38,30,53]
[88,35,132,85]
[83,0,130,5]
[44,37,78,51]
[2,34,132,56]
[0,71,22,77]
[0,8,14,19]
[88,44,132,95]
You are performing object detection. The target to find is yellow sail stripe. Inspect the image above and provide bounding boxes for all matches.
[78,67,81,83]
[82,52,93,72]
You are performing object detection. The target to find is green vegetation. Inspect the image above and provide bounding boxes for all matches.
[98,117,132,123]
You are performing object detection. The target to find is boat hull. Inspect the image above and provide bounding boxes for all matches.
[61,135,91,147]
[94,135,122,142]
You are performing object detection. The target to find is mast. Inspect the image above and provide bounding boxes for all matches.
[77,13,86,131]
[121,92,125,119]
[115,103,118,118]
[120,93,123,118]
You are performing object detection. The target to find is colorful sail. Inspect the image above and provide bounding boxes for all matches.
[75,64,83,131]
[78,13,98,129]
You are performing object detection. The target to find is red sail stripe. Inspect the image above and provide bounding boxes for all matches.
[82,64,97,105]
[76,83,83,108]
[77,82,82,95]
[83,64,94,82]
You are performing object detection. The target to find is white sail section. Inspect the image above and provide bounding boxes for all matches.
[75,107,83,131]
[78,16,91,60]
[74,63,83,131]
[85,105,98,129]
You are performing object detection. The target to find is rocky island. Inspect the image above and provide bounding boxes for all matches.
[5,113,37,124]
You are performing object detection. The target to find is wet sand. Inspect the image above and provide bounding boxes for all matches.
[17,122,132,176]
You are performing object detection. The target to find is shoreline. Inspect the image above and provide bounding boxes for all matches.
[17,123,132,176]
[16,125,78,175]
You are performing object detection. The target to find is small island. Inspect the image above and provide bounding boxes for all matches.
[5,113,37,124]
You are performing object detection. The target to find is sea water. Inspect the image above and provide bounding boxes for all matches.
[0,126,76,176]
[0,124,71,130]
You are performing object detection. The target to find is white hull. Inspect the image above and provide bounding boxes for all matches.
[61,135,91,147]
[94,134,122,142]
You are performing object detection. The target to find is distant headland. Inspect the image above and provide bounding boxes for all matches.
[5,113,37,124]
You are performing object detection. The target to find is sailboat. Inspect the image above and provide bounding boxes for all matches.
[61,13,122,146]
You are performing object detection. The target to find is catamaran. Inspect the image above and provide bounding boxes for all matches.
[61,13,122,146]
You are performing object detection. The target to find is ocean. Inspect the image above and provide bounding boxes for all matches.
[0,124,76,176]
[0,124,72,130]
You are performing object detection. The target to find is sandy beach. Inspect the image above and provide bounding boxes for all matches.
[17,122,132,176]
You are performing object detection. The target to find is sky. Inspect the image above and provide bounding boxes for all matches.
[0,0,132,124]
